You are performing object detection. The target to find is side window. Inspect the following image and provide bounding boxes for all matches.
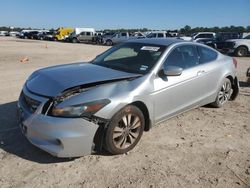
[121,33,127,37]
[195,34,202,39]
[86,32,91,36]
[157,33,164,38]
[198,46,218,64]
[207,34,214,38]
[164,45,199,69]
[80,32,85,35]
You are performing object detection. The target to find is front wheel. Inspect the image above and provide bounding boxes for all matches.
[211,78,232,108]
[72,38,78,43]
[106,40,113,46]
[104,105,145,154]
[235,46,248,57]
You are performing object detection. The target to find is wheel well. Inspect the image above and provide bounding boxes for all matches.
[226,75,239,100]
[106,39,112,43]
[226,75,233,85]
[131,101,151,131]
[237,45,249,51]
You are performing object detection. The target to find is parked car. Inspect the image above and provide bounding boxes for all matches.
[9,31,20,37]
[66,28,95,42]
[18,38,239,157]
[0,31,9,36]
[180,32,216,41]
[103,32,131,45]
[100,32,115,44]
[26,31,39,39]
[33,31,50,40]
[204,32,242,53]
[19,31,39,39]
[224,34,250,57]
[41,31,54,40]
[103,32,145,46]
[71,31,96,43]
[146,31,172,38]
[192,32,216,41]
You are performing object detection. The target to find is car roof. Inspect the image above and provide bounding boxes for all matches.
[128,38,185,46]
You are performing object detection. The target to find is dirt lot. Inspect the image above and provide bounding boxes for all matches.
[0,37,249,188]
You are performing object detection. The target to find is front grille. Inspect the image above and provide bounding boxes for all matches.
[21,92,41,113]
[217,42,235,49]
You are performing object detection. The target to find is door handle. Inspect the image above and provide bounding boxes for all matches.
[197,70,205,76]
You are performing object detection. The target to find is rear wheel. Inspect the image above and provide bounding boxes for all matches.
[104,105,145,154]
[211,78,232,108]
[235,46,248,57]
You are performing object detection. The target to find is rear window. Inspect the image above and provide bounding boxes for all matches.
[198,46,218,64]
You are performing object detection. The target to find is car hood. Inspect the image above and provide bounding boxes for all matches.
[26,63,140,97]
[226,39,244,42]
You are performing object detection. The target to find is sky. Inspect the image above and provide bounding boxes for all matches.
[0,0,250,30]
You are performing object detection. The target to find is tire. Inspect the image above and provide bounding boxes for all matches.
[104,105,145,154]
[72,38,78,43]
[211,78,232,108]
[106,40,113,46]
[235,46,248,57]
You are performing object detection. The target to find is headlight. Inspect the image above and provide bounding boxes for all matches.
[51,99,110,118]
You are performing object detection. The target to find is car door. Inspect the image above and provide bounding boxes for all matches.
[85,32,92,41]
[116,33,128,43]
[157,33,164,38]
[152,44,210,123]
[78,32,85,42]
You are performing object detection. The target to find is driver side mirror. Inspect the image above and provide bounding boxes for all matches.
[162,65,183,76]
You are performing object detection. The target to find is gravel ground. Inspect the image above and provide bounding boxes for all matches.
[0,37,249,188]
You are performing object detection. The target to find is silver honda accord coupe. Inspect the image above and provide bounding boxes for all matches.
[17,38,239,157]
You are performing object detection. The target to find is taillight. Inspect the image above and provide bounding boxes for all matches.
[233,58,237,68]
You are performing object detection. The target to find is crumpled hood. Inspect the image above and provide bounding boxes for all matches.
[26,63,139,97]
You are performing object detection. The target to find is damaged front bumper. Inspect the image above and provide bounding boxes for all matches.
[17,87,99,158]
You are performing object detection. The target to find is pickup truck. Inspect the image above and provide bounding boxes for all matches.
[202,32,242,54]
[103,32,146,45]
[103,32,130,45]
[225,34,250,57]
[71,31,96,43]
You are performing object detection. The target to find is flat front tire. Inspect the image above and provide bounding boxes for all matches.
[104,105,145,154]
[211,78,232,108]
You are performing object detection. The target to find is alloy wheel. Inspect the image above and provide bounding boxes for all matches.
[218,81,231,105]
[112,113,142,149]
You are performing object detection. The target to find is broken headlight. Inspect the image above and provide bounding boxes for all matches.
[51,99,110,118]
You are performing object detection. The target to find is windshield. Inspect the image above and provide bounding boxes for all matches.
[244,35,250,39]
[92,43,166,74]
[146,33,157,38]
